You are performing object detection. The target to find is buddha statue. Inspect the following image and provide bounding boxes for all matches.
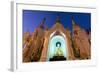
[55,42,63,56]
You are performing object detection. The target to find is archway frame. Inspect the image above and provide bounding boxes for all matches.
[40,23,75,61]
[46,30,69,61]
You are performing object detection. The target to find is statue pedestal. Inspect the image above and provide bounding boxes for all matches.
[49,56,66,61]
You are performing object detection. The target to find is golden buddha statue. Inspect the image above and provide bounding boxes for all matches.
[54,42,63,56]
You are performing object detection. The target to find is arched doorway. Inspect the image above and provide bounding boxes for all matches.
[47,31,68,61]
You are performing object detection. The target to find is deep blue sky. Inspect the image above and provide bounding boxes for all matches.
[23,10,91,33]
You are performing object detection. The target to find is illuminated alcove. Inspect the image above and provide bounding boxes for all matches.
[47,31,68,61]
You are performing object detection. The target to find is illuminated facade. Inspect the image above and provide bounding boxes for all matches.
[23,17,91,62]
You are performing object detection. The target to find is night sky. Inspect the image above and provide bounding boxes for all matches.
[23,10,91,33]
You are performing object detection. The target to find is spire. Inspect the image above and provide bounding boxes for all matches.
[56,16,61,23]
[72,16,81,29]
[53,16,65,30]
[40,17,46,26]
[72,16,77,35]
[72,16,76,27]
[39,17,46,29]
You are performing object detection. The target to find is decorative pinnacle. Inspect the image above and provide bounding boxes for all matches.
[56,16,61,23]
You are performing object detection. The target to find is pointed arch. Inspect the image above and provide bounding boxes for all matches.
[46,30,69,61]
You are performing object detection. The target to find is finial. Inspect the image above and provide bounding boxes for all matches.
[41,17,46,25]
[72,16,76,27]
[56,15,61,23]
[72,16,77,35]
[39,17,46,29]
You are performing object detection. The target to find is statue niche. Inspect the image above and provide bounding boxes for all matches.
[47,30,67,61]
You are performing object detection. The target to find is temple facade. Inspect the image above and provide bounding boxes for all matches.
[23,17,91,62]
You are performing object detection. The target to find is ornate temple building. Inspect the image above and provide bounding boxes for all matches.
[23,17,91,62]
